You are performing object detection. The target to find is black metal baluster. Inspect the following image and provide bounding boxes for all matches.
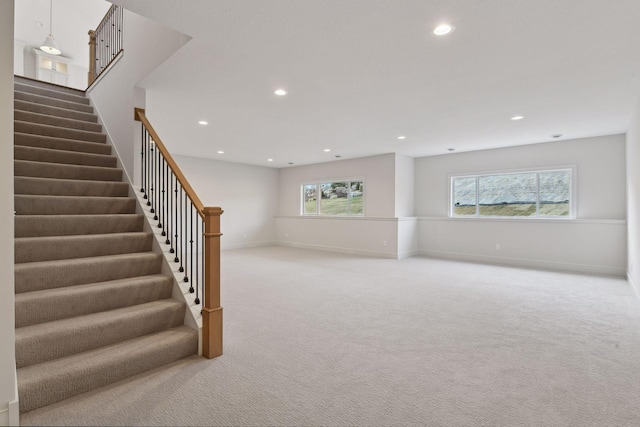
[145,131,151,206]
[176,192,189,273]
[167,169,174,249]
[149,139,155,213]
[173,185,184,262]
[183,191,189,282]
[140,125,145,195]
[194,214,200,304]
[172,175,178,259]
[178,186,183,268]
[184,202,193,293]
[158,156,165,233]
[153,143,159,221]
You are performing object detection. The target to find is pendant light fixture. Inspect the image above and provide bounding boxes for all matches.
[40,0,61,55]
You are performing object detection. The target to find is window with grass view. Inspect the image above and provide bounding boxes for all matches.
[303,181,364,216]
[451,169,572,218]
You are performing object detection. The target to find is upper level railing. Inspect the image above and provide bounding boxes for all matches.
[135,108,224,359]
[88,5,123,86]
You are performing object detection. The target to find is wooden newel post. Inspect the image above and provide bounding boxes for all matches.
[88,30,96,86]
[202,206,224,359]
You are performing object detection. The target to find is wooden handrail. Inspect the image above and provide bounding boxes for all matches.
[134,108,206,216]
[94,3,117,35]
[135,108,223,359]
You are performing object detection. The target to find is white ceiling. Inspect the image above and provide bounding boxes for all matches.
[14,0,112,67]
[67,1,640,167]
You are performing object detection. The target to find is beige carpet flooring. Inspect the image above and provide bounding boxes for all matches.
[20,246,640,426]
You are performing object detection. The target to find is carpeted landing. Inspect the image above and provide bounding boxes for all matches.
[13,76,198,413]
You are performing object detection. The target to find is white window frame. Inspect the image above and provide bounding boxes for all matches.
[449,165,576,219]
[301,178,365,216]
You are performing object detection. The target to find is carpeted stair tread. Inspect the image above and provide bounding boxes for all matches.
[15,252,163,294]
[16,299,187,368]
[14,99,98,123]
[15,275,174,328]
[15,110,102,133]
[15,214,144,237]
[14,76,86,96]
[14,90,94,114]
[15,132,111,155]
[14,82,90,105]
[17,326,198,413]
[15,120,106,143]
[15,145,116,168]
[15,194,134,215]
[15,232,153,263]
[15,160,122,182]
[15,177,129,197]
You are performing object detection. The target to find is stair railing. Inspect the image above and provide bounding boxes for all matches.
[135,108,223,359]
[88,4,124,86]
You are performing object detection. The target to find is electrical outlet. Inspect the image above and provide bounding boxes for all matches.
[495,244,501,251]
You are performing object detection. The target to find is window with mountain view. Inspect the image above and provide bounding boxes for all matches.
[451,169,572,218]
[302,181,364,216]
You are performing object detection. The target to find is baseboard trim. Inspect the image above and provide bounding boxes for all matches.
[277,241,397,259]
[419,249,626,277]
[222,241,277,251]
[629,274,640,301]
[398,250,420,260]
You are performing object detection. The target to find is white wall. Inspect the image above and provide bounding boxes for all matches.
[174,155,278,250]
[628,99,640,296]
[415,135,627,275]
[13,40,24,76]
[394,153,414,217]
[277,154,404,257]
[88,10,189,181]
[1,3,19,424]
[278,153,396,217]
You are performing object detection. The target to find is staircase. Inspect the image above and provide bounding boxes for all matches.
[13,76,198,413]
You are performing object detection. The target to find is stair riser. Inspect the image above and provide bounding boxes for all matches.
[15,276,174,327]
[15,253,163,293]
[15,121,106,143]
[15,146,117,168]
[14,76,86,96]
[15,195,136,215]
[15,177,129,197]
[15,110,102,133]
[16,300,186,368]
[17,327,198,413]
[14,91,94,114]
[15,214,144,237]
[15,233,153,263]
[15,133,111,155]
[15,100,98,123]
[15,83,91,105]
[15,160,122,182]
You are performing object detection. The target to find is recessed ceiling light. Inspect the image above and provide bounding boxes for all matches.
[335,155,342,158]
[217,150,224,154]
[35,21,44,27]
[398,136,406,140]
[323,148,331,152]
[433,24,454,36]
[267,158,274,162]
[274,89,287,96]
[510,115,524,121]
[198,120,208,125]
[551,134,563,139]
[447,148,456,152]
[288,162,294,165]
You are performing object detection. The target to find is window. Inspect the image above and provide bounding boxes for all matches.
[302,180,364,216]
[451,168,573,218]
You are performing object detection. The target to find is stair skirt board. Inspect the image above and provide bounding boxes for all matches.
[13,77,198,413]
